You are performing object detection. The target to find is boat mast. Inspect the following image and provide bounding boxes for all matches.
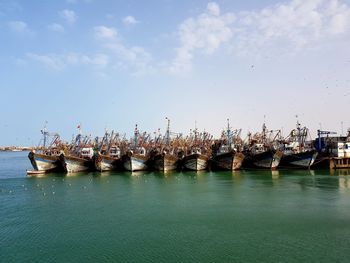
[41,121,48,148]
[165,117,170,146]
[134,124,139,148]
[227,118,231,148]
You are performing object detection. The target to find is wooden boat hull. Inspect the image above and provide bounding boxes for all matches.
[59,154,94,173]
[122,154,148,171]
[243,150,283,169]
[183,154,208,171]
[94,153,121,172]
[28,151,61,172]
[280,150,318,168]
[212,152,245,170]
[153,154,179,171]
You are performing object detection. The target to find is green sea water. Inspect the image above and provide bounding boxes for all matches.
[1,151,350,262]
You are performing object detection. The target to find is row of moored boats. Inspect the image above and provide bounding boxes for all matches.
[28,120,318,174]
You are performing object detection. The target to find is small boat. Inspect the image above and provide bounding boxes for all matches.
[27,170,47,175]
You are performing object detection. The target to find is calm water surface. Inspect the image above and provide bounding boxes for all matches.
[1,151,350,262]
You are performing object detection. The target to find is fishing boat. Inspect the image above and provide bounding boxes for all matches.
[28,126,63,173]
[58,128,94,173]
[122,147,148,171]
[182,125,212,171]
[183,147,209,171]
[153,149,180,171]
[151,118,180,171]
[94,131,122,172]
[211,120,245,170]
[122,125,149,171]
[95,146,122,172]
[242,123,283,169]
[279,122,318,168]
[59,147,94,173]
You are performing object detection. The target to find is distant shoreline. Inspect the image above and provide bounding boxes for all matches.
[0,147,34,152]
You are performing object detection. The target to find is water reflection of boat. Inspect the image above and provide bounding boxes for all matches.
[271,170,279,180]
[330,168,350,176]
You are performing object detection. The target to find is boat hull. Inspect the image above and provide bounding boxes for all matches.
[59,154,94,173]
[28,152,61,172]
[243,150,283,169]
[212,152,245,170]
[153,154,179,171]
[122,154,148,171]
[94,153,121,172]
[280,150,318,168]
[183,154,208,171]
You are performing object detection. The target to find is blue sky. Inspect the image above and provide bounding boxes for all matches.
[1,0,350,146]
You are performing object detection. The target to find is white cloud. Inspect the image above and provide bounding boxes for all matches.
[26,52,109,70]
[122,16,139,26]
[232,0,350,56]
[207,2,220,16]
[59,9,77,24]
[169,0,350,74]
[27,53,64,70]
[94,24,153,75]
[94,26,117,40]
[169,3,235,74]
[103,42,153,75]
[47,23,65,33]
[8,20,33,35]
